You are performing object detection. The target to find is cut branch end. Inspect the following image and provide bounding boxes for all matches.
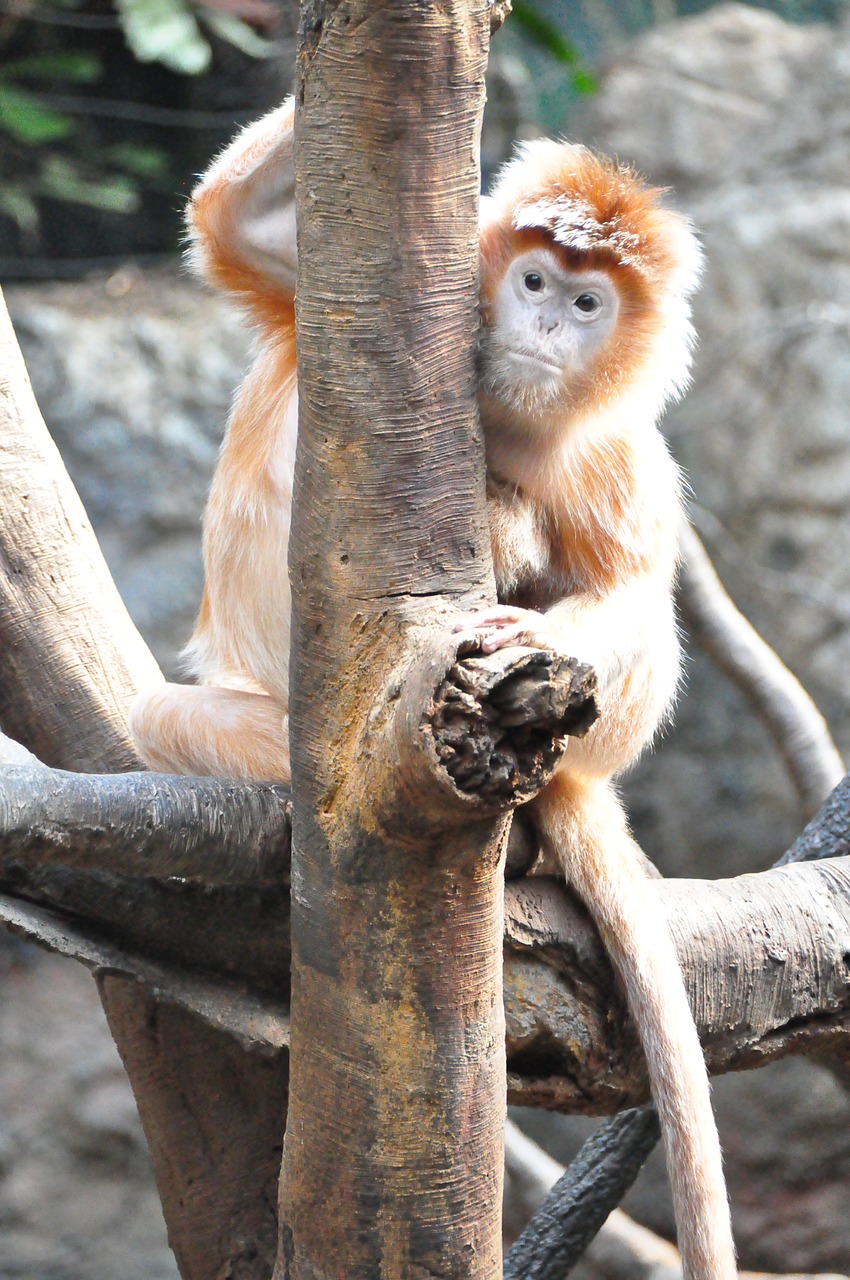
[428,646,597,806]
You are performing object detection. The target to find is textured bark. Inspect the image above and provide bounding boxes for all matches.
[100,980,288,1280]
[278,3,548,1277]
[0,764,290,883]
[503,1109,661,1280]
[505,860,850,1111]
[0,285,162,770]
[779,769,850,865]
[3,756,850,1107]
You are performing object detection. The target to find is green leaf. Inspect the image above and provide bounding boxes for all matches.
[199,8,277,58]
[114,0,212,74]
[0,185,40,236]
[105,142,170,177]
[510,1,578,64]
[0,86,72,143]
[572,69,598,96]
[0,52,101,84]
[37,157,140,213]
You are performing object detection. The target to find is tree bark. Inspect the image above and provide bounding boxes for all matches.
[3,756,850,1111]
[0,286,162,770]
[280,5,537,1277]
[504,860,850,1111]
[0,764,290,883]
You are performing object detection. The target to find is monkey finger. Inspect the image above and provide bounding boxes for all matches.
[453,606,529,632]
[479,623,551,653]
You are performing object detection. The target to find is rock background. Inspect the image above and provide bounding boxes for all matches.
[3,4,850,1274]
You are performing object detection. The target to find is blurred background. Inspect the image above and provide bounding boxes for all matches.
[3,1,850,1276]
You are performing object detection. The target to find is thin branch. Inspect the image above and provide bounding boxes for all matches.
[0,891,289,1055]
[678,522,844,817]
[504,1120,847,1280]
[504,1111,660,1280]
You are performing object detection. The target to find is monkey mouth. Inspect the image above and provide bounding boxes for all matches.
[507,350,563,375]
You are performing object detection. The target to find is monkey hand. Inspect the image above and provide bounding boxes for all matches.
[453,606,557,655]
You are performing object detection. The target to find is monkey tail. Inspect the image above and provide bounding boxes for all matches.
[533,772,737,1280]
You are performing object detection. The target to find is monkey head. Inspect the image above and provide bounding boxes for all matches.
[477,140,702,432]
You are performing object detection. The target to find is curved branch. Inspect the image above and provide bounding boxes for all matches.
[678,522,844,817]
[0,286,163,770]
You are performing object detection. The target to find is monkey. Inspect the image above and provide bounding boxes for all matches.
[129,101,736,1280]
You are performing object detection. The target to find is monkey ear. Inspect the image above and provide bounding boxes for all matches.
[189,100,298,295]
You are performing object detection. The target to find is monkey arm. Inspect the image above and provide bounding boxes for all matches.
[188,98,297,314]
[543,579,679,694]
[457,578,680,774]
[458,577,678,694]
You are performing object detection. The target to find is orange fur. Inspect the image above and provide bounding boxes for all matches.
[129,106,735,1280]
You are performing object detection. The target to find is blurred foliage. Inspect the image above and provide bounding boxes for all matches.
[0,0,290,269]
[496,0,848,135]
[0,0,847,269]
[113,0,276,75]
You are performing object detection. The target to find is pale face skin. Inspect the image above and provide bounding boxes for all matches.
[467,248,622,652]
[478,248,620,418]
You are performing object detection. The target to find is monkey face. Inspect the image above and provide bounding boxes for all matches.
[478,247,620,415]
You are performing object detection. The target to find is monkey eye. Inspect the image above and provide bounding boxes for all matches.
[573,292,602,318]
[523,271,545,293]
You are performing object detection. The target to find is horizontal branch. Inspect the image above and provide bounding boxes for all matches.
[505,859,850,1112]
[4,778,850,1093]
[0,764,290,884]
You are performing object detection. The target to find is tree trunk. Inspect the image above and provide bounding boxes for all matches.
[280,3,503,1276]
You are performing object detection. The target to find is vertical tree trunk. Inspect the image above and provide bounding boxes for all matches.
[279,3,503,1277]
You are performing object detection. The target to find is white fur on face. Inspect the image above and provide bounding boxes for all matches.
[479,249,620,415]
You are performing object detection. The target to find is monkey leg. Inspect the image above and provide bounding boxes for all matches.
[130,683,290,782]
[531,771,736,1280]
